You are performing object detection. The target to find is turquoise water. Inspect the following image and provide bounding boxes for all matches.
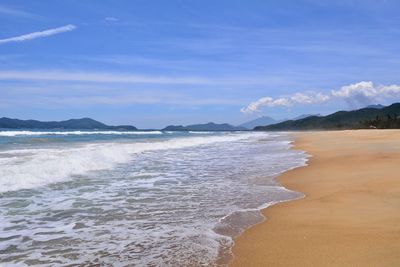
[0,130,307,266]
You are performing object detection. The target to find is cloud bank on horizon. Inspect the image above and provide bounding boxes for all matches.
[241,81,400,114]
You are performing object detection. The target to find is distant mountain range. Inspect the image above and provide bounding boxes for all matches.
[2,104,396,132]
[163,122,246,131]
[0,118,245,132]
[0,117,137,130]
[255,103,400,131]
[238,116,278,129]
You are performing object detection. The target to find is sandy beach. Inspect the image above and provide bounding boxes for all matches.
[231,130,400,267]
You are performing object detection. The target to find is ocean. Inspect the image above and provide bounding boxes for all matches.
[0,130,307,266]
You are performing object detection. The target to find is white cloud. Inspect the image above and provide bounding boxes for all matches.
[331,81,400,107]
[241,81,400,114]
[331,81,376,98]
[0,24,76,44]
[241,92,330,113]
[290,92,330,104]
[380,84,400,96]
[240,97,290,113]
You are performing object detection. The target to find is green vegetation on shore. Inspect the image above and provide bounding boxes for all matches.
[255,103,400,130]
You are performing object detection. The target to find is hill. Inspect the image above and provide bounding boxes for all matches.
[0,117,137,130]
[163,122,246,131]
[291,114,321,120]
[162,125,188,131]
[239,114,321,129]
[254,103,400,131]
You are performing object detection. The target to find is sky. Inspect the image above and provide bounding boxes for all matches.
[1,0,400,128]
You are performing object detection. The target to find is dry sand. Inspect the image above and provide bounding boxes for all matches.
[231,130,400,267]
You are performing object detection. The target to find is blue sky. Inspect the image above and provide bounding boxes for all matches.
[1,0,400,128]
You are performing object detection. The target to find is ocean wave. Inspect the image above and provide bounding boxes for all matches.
[0,132,265,192]
[188,131,216,134]
[0,130,163,136]
[0,131,310,266]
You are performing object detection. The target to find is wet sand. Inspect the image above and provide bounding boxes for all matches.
[231,130,400,267]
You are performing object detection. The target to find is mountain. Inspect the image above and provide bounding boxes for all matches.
[187,122,247,131]
[254,103,400,131]
[366,104,385,109]
[291,114,321,120]
[0,117,137,130]
[162,122,246,131]
[162,125,188,131]
[238,116,277,129]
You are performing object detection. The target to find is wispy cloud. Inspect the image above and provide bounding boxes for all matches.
[0,5,37,18]
[0,69,279,86]
[241,81,400,113]
[0,83,242,109]
[0,24,76,45]
[34,95,241,107]
[0,70,212,85]
[105,17,118,22]
[79,54,245,74]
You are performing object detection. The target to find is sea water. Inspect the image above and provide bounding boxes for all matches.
[0,130,307,266]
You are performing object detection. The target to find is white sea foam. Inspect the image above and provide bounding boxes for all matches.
[0,130,163,136]
[0,131,308,266]
[0,132,264,192]
[188,131,217,134]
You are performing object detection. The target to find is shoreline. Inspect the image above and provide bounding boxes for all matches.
[230,130,400,266]
[216,135,309,266]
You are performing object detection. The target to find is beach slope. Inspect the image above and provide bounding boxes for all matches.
[231,130,400,267]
